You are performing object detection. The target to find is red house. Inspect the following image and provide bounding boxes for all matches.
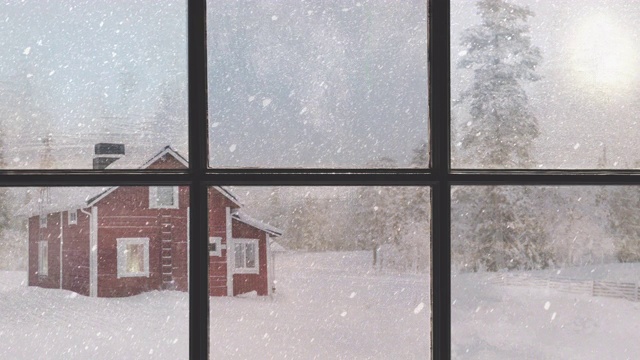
[27,145,281,297]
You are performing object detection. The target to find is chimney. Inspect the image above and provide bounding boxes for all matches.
[93,143,125,170]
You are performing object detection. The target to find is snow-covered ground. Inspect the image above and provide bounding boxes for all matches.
[453,265,640,360]
[0,251,430,359]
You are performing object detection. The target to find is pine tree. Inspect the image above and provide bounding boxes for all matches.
[458,0,541,168]
[454,0,552,271]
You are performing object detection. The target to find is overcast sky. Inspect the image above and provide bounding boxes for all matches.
[452,0,640,169]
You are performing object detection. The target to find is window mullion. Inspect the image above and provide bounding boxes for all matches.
[429,0,452,358]
[188,0,209,359]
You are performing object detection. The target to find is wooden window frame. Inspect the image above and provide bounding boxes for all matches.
[116,237,150,279]
[7,1,634,358]
[233,238,259,274]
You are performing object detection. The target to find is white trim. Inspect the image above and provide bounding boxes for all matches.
[88,207,98,297]
[116,237,150,278]
[39,214,47,228]
[149,186,180,209]
[60,212,64,289]
[226,207,233,296]
[68,210,77,225]
[233,238,260,275]
[267,235,273,295]
[187,207,190,292]
[37,240,48,276]
[209,237,222,256]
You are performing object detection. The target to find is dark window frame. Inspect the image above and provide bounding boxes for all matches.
[5,1,635,358]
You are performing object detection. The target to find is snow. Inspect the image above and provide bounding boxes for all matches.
[0,251,429,359]
[452,268,640,359]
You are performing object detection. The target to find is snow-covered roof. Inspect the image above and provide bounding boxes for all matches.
[232,211,283,237]
[269,239,288,253]
[22,146,241,216]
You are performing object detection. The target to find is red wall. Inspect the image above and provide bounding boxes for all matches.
[231,219,269,296]
[61,210,91,296]
[96,185,189,297]
[208,188,238,296]
[28,214,61,289]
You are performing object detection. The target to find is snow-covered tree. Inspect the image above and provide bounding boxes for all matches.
[457,0,541,168]
[605,186,640,262]
[453,0,552,272]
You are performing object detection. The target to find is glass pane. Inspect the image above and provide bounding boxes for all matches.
[209,186,431,358]
[126,244,144,273]
[0,1,187,169]
[452,1,640,169]
[207,1,429,168]
[1,186,188,358]
[452,186,640,358]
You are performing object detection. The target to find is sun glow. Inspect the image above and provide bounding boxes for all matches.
[569,13,639,95]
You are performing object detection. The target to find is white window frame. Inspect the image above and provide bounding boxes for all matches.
[209,237,222,256]
[149,186,179,209]
[39,215,47,228]
[38,240,48,276]
[68,210,77,225]
[116,237,150,278]
[234,238,259,274]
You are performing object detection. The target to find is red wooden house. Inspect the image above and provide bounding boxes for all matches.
[27,145,281,297]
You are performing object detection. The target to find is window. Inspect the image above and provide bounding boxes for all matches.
[209,237,222,257]
[149,186,179,209]
[116,238,149,278]
[39,215,47,228]
[37,241,48,276]
[12,1,634,358]
[68,210,77,225]
[233,239,259,274]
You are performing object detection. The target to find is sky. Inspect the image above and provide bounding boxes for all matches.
[452,0,640,169]
[4,1,639,169]
[0,0,429,169]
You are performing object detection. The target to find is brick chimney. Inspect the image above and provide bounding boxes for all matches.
[93,143,125,169]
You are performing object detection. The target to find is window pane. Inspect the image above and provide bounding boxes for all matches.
[452,186,640,358]
[157,187,175,207]
[207,1,429,168]
[125,244,145,273]
[209,186,430,358]
[452,1,640,169]
[1,186,189,358]
[0,1,187,169]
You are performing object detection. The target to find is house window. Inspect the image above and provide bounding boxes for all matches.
[234,239,259,274]
[39,215,47,228]
[149,186,179,209]
[116,238,150,278]
[209,237,222,256]
[37,241,48,276]
[68,210,77,225]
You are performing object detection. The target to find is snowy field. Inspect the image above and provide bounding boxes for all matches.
[453,264,640,360]
[0,251,430,359]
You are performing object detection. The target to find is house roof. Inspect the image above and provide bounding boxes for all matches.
[232,210,283,237]
[23,146,241,215]
[269,239,288,252]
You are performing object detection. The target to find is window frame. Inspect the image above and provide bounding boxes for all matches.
[233,238,259,274]
[5,1,631,359]
[149,186,179,209]
[68,210,77,225]
[208,236,222,257]
[116,237,150,279]
[39,214,47,228]
[37,240,48,276]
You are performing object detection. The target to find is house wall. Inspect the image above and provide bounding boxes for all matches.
[208,189,238,296]
[96,185,189,297]
[61,209,91,296]
[231,219,269,296]
[28,210,92,296]
[28,214,61,289]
